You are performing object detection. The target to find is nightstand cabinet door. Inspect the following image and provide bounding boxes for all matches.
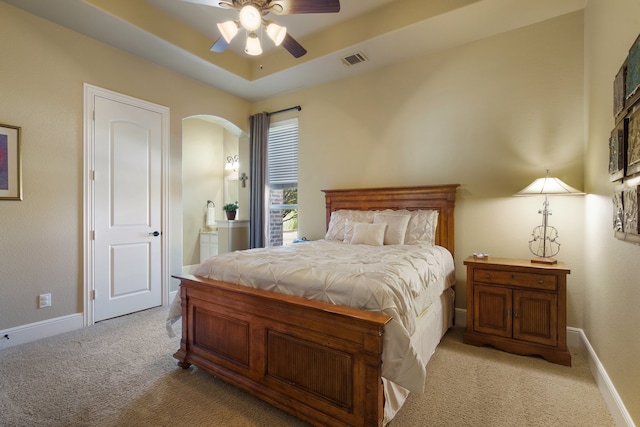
[474,284,512,338]
[513,290,557,347]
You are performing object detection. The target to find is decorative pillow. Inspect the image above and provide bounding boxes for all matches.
[350,222,386,246]
[405,209,439,245]
[325,210,375,241]
[343,219,361,243]
[373,212,411,245]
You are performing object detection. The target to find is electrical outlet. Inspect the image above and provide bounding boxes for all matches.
[38,293,52,308]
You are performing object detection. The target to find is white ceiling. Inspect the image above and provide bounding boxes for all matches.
[2,0,587,102]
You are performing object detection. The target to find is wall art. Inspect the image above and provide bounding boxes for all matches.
[0,123,22,201]
[613,191,624,232]
[627,106,640,176]
[609,118,627,181]
[626,34,640,100]
[623,185,639,234]
[614,64,626,118]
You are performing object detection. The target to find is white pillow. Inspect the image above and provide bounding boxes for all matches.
[377,209,439,245]
[325,210,375,241]
[373,212,411,245]
[405,210,439,245]
[350,222,386,246]
[343,219,362,243]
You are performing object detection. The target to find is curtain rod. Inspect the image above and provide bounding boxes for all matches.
[267,105,301,116]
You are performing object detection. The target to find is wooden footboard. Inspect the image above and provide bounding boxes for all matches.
[173,274,391,427]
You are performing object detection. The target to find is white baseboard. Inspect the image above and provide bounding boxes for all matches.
[0,313,84,350]
[1,291,181,352]
[454,308,633,427]
[568,327,636,427]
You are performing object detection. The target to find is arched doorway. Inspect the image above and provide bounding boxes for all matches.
[181,115,247,270]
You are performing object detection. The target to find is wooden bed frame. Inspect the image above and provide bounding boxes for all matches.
[173,185,458,426]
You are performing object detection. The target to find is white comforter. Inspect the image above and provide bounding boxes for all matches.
[190,240,455,393]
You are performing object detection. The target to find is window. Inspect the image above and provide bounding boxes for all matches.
[267,118,298,246]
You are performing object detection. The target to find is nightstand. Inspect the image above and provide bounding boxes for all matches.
[463,256,571,366]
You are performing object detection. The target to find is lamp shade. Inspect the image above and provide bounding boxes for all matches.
[515,173,584,196]
[217,20,239,43]
[245,32,263,56]
[266,21,287,46]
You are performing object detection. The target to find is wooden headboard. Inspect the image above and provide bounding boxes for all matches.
[322,185,459,256]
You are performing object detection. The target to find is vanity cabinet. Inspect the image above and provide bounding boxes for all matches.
[463,257,571,366]
[199,231,218,263]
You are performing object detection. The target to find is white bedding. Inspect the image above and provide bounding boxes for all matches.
[190,239,455,394]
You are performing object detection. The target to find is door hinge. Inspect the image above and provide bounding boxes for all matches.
[90,170,95,180]
[92,110,95,121]
[91,230,95,240]
[91,290,96,300]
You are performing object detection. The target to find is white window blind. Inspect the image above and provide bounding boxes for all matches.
[268,118,298,185]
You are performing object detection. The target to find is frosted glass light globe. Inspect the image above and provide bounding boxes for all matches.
[239,5,261,31]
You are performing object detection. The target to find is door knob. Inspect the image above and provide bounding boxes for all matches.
[149,231,161,237]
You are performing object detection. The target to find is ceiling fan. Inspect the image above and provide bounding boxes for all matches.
[182,0,341,58]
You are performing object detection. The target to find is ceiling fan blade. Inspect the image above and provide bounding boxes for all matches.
[179,0,234,8]
[210,36,229,53]
[273,0,340,15]
[281,33,307,58]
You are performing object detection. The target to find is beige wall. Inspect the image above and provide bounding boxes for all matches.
[0,2,250,329]
[584,0,640,423]
[253,11,586,325]
[2,0,638,423]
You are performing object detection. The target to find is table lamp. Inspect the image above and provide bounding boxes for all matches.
[514,170,584,264]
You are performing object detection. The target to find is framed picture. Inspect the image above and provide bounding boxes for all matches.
[627,106,640,176]
[613,191,624,232]
[623,185,639,234]
[609,118,627,181]
[0,123,22,200]
[626,34,640,100]
[614,64,626,118]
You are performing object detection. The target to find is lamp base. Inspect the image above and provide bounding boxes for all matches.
[531,256,558,265]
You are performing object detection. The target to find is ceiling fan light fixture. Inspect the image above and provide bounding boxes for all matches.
[245,32,263,56]
[266,21,287,46]
[217,20,239,43]
[239,5,261,31]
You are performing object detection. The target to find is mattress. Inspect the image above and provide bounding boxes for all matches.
[189,239,455,393]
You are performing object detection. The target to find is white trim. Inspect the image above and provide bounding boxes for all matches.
[83,84,95,326]
[568,327,636,427]
[0,314,83,350]
[83,84,170,326]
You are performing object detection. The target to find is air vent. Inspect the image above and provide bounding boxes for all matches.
[341,52,368,66]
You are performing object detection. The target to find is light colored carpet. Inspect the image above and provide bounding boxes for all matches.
[0,306,614,426]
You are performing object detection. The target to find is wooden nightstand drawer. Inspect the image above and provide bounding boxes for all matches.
[473,269,557,291]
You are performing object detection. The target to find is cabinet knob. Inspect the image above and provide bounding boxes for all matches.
[485,274,491,279]
[511,274,515,279]
[538,279,544,284]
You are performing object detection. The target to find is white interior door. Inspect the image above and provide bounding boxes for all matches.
[89,90,166,322]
